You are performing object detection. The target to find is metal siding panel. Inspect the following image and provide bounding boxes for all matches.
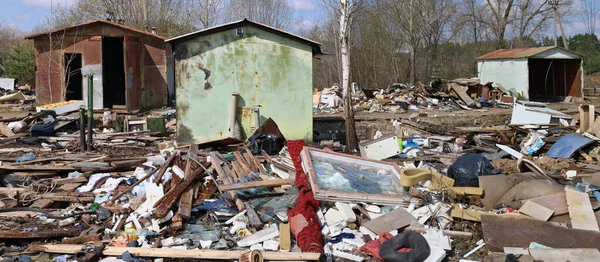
[141,38,167,109]
[124,36,142,111]
[175,25,313,144]
[478,59,529,99]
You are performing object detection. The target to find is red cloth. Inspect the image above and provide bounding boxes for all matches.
[359,232,394,260]
[286,140,324,253]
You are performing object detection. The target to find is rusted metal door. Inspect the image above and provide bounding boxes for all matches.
[124,36,141,111]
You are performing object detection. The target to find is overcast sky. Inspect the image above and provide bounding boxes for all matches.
[1,0,598,38]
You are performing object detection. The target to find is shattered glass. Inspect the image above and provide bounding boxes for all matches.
[309,151,403,195]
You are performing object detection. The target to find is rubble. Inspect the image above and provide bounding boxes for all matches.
[0,84,599,262]
[314,78,513,114]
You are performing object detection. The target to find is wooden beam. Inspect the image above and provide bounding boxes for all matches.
[218,179,291,191]
[233,151,253,175]
[153,164,207,219]
[110,159,146,168]
[152,152,178,184]
[29,244,322,260]
[179,144,198,219]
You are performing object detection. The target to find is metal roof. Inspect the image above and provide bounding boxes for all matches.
[476,46,583,60]
[166,19,325,55]
[24,20,167,40]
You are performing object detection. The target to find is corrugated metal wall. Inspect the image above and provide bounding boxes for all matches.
[31,23,167,110]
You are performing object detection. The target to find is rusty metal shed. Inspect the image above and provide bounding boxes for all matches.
[166,19,324,145]
[25,20,168,111]
[477,46,584,101]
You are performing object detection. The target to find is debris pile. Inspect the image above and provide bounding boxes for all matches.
[313,78,514,114]
[0,101,600,261]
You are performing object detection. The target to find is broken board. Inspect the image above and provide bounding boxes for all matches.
[565,188,599,231]
[362,207,416,234]
[523,192,568,216]
[519,200,554,221]
[481,214,600,251]
[528,248,600,262]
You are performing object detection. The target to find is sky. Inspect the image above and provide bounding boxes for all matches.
[0,0,597,37]
[0,0,323,34]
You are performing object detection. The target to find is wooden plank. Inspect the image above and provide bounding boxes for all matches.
[243,202,263,228]
[233,151,253,175]
[519,200,554,221]
[566,188,599,231]
[523,192,568,215]
[449,187,483,196]
[28,244,322,261]
[231,160,245,179]
[450,205,484,222]
[12,171,57,177]
[244,146,265,175]
[152,152,178,184]
[41,193,95,202]
[153,166,206,219]
[61,234,102,244]
[54,177,88,185]
[363,207,416,234]
[29,199,54,209]
[481,214,600,252]
[218,179,291,191]
[209,152,244,211]
[529,248,600,262]
[57,183,83,192]
[110,159,146,168]
[279,223,291,251]
[179,144,198,219]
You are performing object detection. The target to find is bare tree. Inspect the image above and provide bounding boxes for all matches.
[579,0,598,35]
[226,0,295,30]
[319,0,369,151]
[190,0,224,29]
[45,0,197,38]
[390,0,448,85]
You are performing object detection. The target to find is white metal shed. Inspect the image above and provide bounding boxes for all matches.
[477,46,584,101]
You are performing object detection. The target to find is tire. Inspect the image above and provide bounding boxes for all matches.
[379,232,431,262]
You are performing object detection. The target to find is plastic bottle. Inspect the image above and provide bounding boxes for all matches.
[15,152,35,163]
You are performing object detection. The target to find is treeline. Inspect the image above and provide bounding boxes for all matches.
[1,0,599,90]
[309,0,600,90]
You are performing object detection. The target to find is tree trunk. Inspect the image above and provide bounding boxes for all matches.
[340,0,358,152]
[409,43,416,86]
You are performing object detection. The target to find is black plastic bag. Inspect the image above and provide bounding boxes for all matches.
[247,133,285,155]
[448,153,503,187]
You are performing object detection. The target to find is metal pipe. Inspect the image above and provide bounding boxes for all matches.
[87,74,94,151]
[229,93,240,139]
[252,106,260,130]
[79,107,86,151]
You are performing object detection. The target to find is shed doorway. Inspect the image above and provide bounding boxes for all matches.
[528,59,582,101]
[102,37,126,108]
[64,53,82,101]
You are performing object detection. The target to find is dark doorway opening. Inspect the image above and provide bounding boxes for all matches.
[102,37,126,108]
[64,53,82,101]
[528,59,582,102]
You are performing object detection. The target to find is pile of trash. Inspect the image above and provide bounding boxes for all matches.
[313,78,516,114]
[1,100,600,261]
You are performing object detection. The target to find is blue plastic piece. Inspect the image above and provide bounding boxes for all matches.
[546,134,594,158]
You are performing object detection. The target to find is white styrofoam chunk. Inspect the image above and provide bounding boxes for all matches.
[335,202,357,223]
